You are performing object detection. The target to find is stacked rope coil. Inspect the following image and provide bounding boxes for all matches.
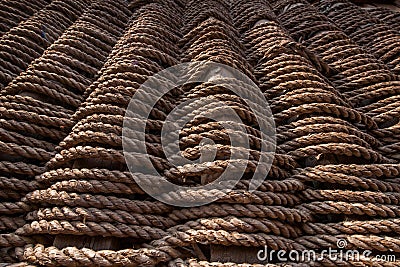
[0,0,131,263]
[269,0,400,160]
[314,0,400,76]
[176,0,290,184]
[17,1,188,266]
[237,1,390,168]
[17,0,307,264]
[364,5,400,32]
[293,164,400,262]
[0,0,90,90]
[264,0,400,261]
[143,0,312,264]
[365,7,400,159]
[0,0,51,38]
[312,0,400,161]
[159,0,396,264]
[1,0,400,266]
[237,0,400,264]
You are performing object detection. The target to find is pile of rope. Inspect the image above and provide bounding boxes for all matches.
[272,0,400,157]
[0,0,131,262]
[158,0,309,264]
[0,0,399,266]
[269,0,400,264]
[315,0,400,76]
[0,0,90,90]
[364,5,400,32]
[312,0,400,162]
[0,0,51,38]
[13,1,185,265]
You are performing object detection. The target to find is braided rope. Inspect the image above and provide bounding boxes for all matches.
[315,0,400,76]
[270,0,400,134]
[0,1,133,260]
[18,244,174,267]
[0,0,51,37]
[365,6,400,32]
[25,189,172,214]
[169,203,312,223]
[0,216,25,232]
[7,0,400,266]
[17,220,167,240]
[170,216,302,238]
[26,207,176,229]
[299,201,400,218]
[0,0,90,89]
